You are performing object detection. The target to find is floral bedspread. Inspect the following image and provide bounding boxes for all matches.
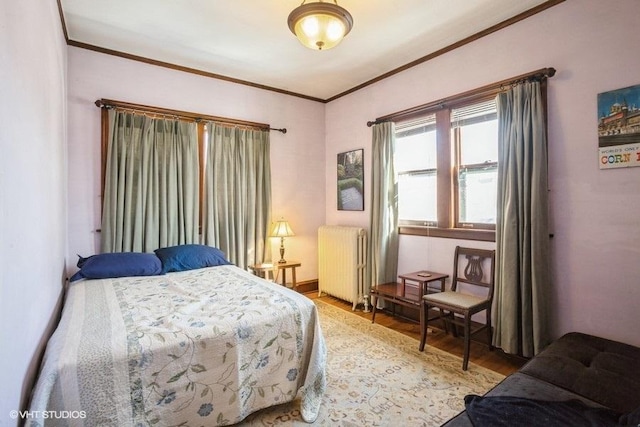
[29,265,326,426]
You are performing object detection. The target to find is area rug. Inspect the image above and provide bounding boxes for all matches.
[240,300,504,426]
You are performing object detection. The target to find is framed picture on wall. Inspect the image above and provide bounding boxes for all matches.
[337,149,364,211]
[598,84,640,169]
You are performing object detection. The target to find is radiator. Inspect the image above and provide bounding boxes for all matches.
[318,225,368,311]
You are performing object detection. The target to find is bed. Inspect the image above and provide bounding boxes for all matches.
[29,248,326,426]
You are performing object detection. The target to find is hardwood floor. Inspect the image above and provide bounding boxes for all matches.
[306,292,527,376]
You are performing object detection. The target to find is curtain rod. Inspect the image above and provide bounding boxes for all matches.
[367,67,556,127]
[95,99,287,134]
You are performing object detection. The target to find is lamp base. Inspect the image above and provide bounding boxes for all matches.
[278,238,287,264]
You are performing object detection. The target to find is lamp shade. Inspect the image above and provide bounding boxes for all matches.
[270,220,295,238]
[287,1,353,51]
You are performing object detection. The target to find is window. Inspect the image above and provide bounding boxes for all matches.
[97,99,274,264]
[452,100,498,229]
[376,68,553,241]
[395,114,437,226]
[395,97,498,240]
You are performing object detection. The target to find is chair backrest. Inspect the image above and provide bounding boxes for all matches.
[451,246,496,301]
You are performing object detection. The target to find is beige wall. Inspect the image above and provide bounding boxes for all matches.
[325,0,640,346]
[4,4,640,425]
[0,1,68,425]
[66,47,327,282]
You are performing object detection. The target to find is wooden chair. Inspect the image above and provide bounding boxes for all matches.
[419,246,496,370]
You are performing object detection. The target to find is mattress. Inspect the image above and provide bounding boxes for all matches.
[29,265,326,426]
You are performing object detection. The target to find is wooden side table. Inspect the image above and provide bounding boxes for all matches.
[249,261,301,290]
[371,270,448,327]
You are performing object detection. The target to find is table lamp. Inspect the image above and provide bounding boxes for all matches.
[271,219,295,263]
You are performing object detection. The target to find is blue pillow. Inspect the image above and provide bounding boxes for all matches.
[76,254,93,268]
[154,244,230,273]
[70,252,163,282]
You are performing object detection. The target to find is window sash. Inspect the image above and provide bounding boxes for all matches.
[452,101,498,230]
[396,115,438,225]
[455,163,498,229]
[397,168,437,226]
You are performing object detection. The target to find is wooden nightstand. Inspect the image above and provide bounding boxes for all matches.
[249,261,301,290]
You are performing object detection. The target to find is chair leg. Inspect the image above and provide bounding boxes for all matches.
[462,314,471,371]
[486,306,493,351]
[371,295,378,323]
[439,308,449,335]
[419,302,428,352]
[450,312,458,338]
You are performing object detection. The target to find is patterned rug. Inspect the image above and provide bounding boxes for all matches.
[240,300,504,426]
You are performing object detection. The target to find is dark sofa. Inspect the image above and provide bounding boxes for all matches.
[444,332,640,426]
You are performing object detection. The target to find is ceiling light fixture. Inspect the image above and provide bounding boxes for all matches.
[287,0,354,51]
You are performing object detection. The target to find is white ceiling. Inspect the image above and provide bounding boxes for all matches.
[60,0,554,101]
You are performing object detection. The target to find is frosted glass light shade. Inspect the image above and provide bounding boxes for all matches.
[287,1,353,51]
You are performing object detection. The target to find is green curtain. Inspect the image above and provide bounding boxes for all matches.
[494,81,552,357]
[101,110,199,253]
[368,122,399,293]
[203,123,271,269]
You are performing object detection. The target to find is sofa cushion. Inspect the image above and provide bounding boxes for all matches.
[519,332,640,414]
